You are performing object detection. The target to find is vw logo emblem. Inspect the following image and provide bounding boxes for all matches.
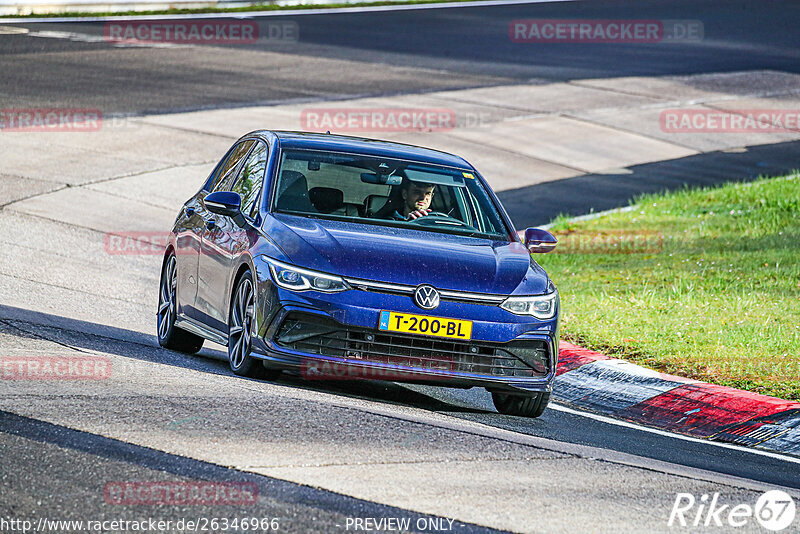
[414,285,440,310]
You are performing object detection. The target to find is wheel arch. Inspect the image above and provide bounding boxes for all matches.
[232,260,253,290]
[162,244,176,264]
[227,257,256,319]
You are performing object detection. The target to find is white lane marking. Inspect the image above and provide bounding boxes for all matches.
[550,402,800,466]
[0,0,579,23]
[0,24,29,33]
[20,28,183,47]
[28,29,105,41]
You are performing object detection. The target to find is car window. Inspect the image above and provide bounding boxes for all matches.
[273,149,510,240]
[278,154,393,212]
[209,139,255,193]
[230,141,268,219]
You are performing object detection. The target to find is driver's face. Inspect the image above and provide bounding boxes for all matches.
[403,183,435,213]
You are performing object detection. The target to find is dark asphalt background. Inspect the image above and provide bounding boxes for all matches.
[1,0,798,114]
[0,411,505,534]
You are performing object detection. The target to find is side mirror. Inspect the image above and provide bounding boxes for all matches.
[204,191,242,217]
[524,228,558,253]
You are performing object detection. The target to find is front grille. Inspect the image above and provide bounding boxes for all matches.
[274,313,549,378]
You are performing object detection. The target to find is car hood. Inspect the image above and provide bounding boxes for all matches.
[266,214,550,295]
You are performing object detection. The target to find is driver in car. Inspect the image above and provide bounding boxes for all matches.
[380,178,435,220]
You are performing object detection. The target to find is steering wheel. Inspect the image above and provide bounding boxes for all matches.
[417,211,452,218]
[407,211,472,228]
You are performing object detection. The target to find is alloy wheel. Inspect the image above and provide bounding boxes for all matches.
[229,277,255,369]
[157,256,177,341]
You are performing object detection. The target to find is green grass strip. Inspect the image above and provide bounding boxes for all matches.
[537,172,800,400]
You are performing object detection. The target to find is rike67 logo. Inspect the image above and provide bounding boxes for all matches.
[669,490,796,531]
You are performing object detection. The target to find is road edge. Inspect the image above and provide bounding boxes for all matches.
[554,341,800,458]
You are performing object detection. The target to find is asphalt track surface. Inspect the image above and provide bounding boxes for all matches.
[2,0,800,532]
[1,0,799,114]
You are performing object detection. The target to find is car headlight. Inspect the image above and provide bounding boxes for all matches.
[500,290,558,319]
[263,257,350,293]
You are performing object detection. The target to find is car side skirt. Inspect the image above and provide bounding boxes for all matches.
[175,315,228,346]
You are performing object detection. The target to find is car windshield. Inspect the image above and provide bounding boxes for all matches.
[272,149,511,240]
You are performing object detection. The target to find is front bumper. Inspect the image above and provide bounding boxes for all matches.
[249,276,559,395]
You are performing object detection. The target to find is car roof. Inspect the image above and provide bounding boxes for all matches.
[248,130,474,170]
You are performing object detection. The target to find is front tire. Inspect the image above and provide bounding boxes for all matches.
[157,253,204,354]
[491,391,551,418]
[227,270,280,380]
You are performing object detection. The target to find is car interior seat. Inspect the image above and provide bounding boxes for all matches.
[309,187,345,213]
[363,194,390,217]
[276,171,315,212]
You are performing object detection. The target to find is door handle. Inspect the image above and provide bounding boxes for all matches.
[205,219,216,231]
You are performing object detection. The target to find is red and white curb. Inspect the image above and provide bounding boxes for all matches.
[555,342,800,457]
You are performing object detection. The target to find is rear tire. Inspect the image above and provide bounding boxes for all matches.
[157,253,204,354]
[491,390,551,418]
[228,270,281,380]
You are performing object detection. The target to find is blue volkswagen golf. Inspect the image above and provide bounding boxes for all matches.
[158,131,560,417]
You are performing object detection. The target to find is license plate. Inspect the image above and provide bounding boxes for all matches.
[378,311,472,340]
